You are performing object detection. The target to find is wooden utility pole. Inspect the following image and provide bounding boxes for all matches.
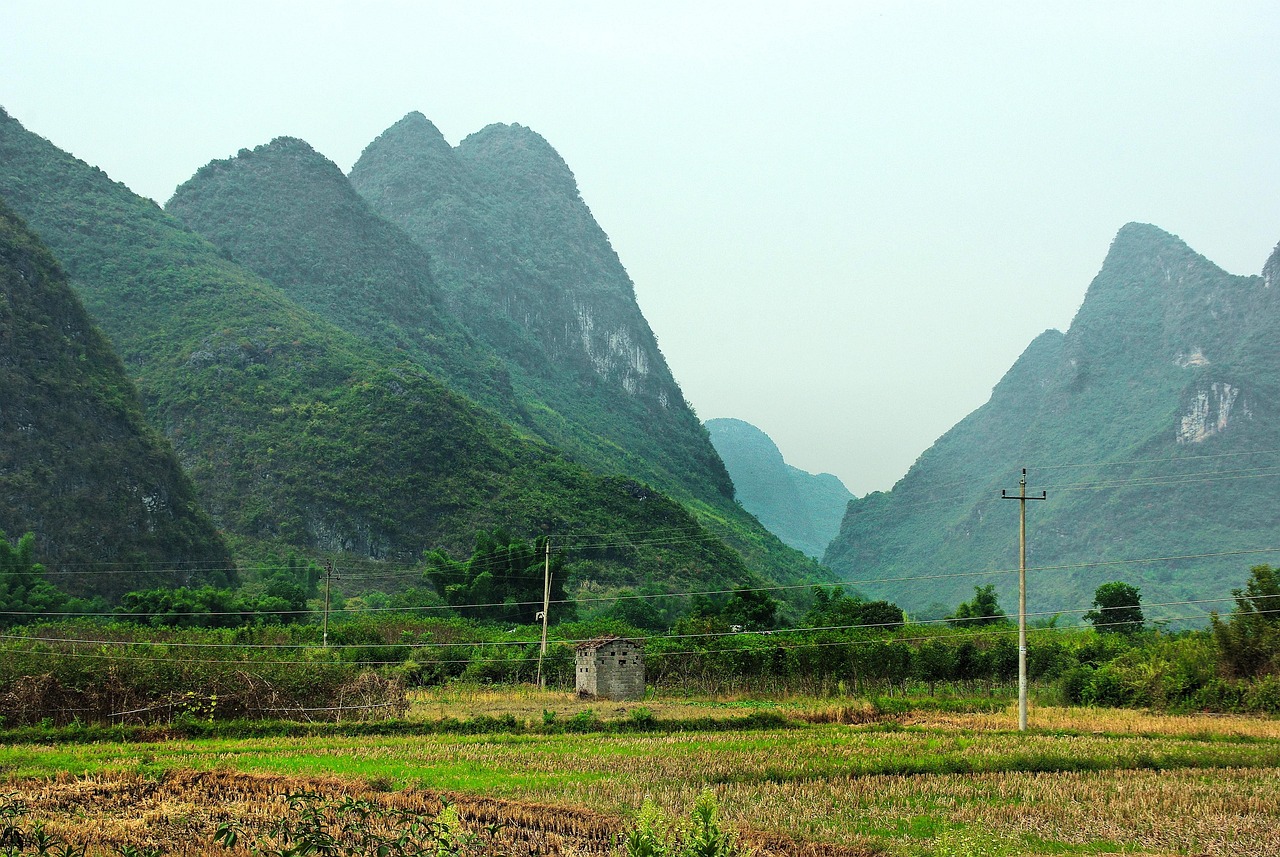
[537,538,551,690]
[1001,468,1045,731]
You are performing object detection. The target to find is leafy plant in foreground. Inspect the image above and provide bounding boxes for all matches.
[215,791,482,857]
[621,792,747,857]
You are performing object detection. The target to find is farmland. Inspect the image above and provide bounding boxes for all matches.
[1,691,1278,856]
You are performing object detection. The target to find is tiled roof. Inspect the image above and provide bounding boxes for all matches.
[574,634,639,652]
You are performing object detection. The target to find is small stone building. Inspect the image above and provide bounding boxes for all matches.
[575,635,645,700]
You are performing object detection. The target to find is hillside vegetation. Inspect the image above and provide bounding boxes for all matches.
[159,112,829,590]
[0,107,755,596]
[826,224,1280,619]
[0,198,232,598]
[166,137,521,419]
[350,113,728,505]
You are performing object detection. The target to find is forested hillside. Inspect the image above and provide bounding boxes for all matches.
[163,114,831,589]
[0,198,232,598]
[0,107,757,595]
[706,418,853,559]
[825,224,1280,620]
[348,113,727,502]
[166,137,521,419]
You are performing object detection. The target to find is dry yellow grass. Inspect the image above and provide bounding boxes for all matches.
[405,685,807,723]
[408,687,1280,742]
[4,770,875,856]
[6,692,1280,855]
[903,704,1280,739]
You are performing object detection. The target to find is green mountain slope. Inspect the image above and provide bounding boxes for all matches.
[165,137,521,419]
[824,224,1280,621]
[705,418,853,559]
[348,113,730,503]
[348,113,832,587]
[0,198,232,599]
[0,107,755,593]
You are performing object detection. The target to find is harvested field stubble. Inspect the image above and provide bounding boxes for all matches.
[4,705,1280,855]
[7,770,878,856]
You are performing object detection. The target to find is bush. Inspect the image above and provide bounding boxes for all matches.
[1081,664,1130,707]
[1058,664,1095,704]
[1243,674,1280,714]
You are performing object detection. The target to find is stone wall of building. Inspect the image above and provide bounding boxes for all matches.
[575,637,644,700]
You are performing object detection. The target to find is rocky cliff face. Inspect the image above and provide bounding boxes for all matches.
[0,197,233,599]
[825,224,1280,620]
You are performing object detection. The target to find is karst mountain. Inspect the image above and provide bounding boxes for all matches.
[825,223,1280,620]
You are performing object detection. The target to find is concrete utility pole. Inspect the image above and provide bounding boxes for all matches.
[322,560,335,649]
[537,538,551,690]
[1001,469,1045,731]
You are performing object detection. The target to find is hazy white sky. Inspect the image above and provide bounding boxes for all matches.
[3,1,1278,495]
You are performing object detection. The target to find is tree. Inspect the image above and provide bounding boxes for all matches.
[117,585,246,628]
[721,587,778,631]
[258,552,322,606]
[422,529,572,625]
[948,585,1008,626]
[804,586,904,632]
[1083,581,1144,634]
[1211,564,1280,678]
[0,531,65,627]
[607,583,680,632]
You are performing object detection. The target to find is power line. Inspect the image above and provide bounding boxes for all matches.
[1045,466,1280,492]
[0,593,1263,655]
[1030,448,1280,471]
[4,603,1275,671]
[3,542,1278,623]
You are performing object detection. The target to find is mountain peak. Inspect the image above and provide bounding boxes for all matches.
[458,123,579,199]
[171,135,348,209]
[375,111,454,156]
[706,417,853,559]
[1094,222,1198,277]
[1113,220,1177,244]
[825,225,1277,617]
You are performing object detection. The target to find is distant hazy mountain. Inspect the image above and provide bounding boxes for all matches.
[0,107,757,594]
[706,419,853,559]
[825,223,1280,621]
[0,197,232,599]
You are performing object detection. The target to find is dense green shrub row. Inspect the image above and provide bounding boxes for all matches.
[0,567,1274,724]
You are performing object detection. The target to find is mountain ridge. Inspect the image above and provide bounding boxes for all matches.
[349,112,732,504]
[348,112,831,588]
[166,135,522,418]
[824,222,1280,620]
[0,106,760,596]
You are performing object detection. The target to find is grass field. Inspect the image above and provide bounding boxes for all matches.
[1,690,1277,856]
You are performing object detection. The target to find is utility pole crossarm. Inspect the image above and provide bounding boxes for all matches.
[1000,468,1046,732]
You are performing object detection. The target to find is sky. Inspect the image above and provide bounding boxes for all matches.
[3,1,1279,496]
